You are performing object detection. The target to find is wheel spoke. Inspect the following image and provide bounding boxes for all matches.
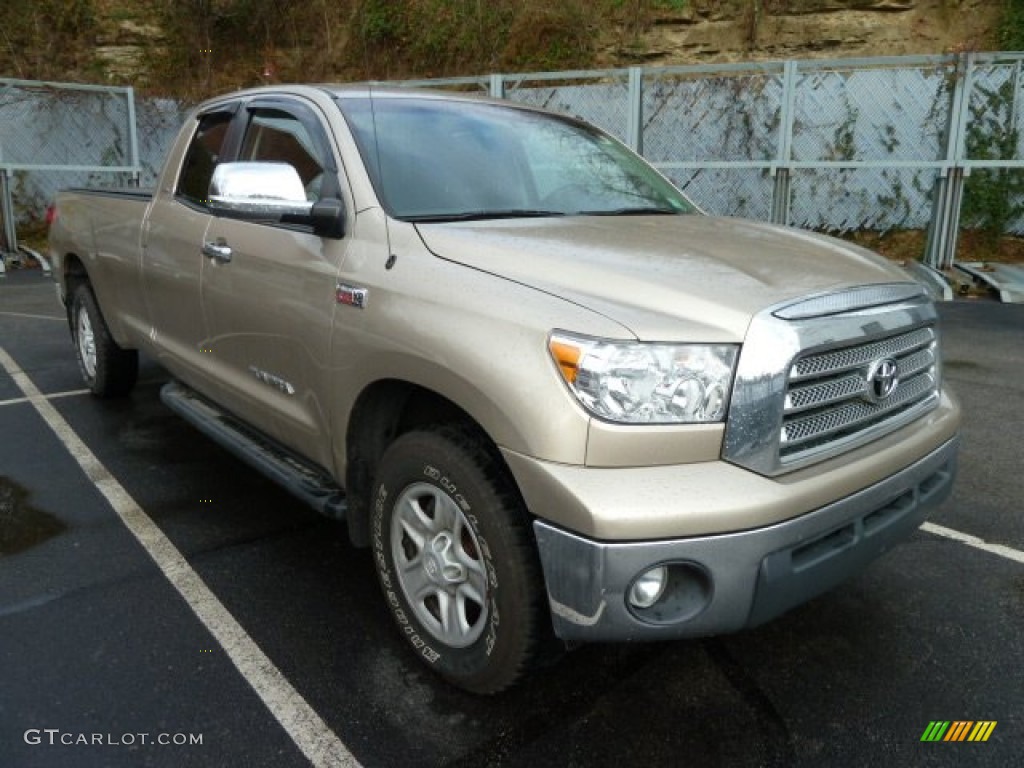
[77,307,97,377]
[464,560,488,602]
[441,589,469,638]
[432,490,460,531]
[397,515,426,557]
[410,489,443,534]
[389,480,491,649]
[454,516,486,577]
[435,590,454,634]
[457,581,484,614]
[399,560,434,601]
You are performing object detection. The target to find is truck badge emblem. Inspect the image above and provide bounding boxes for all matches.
[865,357,899,403]
[248,365,296,395]
[336,283,368,309]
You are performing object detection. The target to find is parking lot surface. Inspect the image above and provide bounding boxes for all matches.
[1,269,1021,767]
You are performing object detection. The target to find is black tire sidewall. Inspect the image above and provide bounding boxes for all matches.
[370,430,539,693]
[71,286,102,391]
[70,284,137,397]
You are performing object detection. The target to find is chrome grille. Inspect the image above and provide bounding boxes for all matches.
[790,327,934,380]
[779,326,939,462]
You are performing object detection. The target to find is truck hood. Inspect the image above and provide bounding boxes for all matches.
[415,214,912,342]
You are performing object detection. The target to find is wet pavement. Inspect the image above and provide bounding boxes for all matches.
[1,268,1022,767]
[0,478,67,556]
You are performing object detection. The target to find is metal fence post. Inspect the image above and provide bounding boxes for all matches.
[924,53,971,269]
[1,170,16,250]
[627,66,644,155]
[489,73,504,100]
[0,122,15,267]
[770,60,797,225]
[126,86,141,187]
[1011,59,1022,139]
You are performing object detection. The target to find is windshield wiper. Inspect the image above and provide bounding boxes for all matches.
[577,207,680,216]
[405,209,566,223]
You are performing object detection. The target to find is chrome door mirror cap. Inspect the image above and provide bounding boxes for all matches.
[208,162,312,217]
[206,162,344,237]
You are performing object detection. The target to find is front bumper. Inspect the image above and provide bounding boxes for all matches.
[533,436,958,641]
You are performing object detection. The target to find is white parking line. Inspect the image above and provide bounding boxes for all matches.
[0,311,65,321]
[0,388,90,408]
[921,522,1024,565]
[0,346,361,768]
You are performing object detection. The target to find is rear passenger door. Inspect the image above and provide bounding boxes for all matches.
[199,97,350,469]
[143,103,239,391]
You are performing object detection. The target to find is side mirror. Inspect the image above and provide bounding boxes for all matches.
[207,162,345,238]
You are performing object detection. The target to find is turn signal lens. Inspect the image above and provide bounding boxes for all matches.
[549,339,582,384]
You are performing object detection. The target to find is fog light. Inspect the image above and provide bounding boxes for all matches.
[628,566,668,609]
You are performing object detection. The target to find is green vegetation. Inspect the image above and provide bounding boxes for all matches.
[961,77,1024,247]
[0,1,1014,100]
[998,0,1024,50]
[136,0,605,98]
[0,0,97,81]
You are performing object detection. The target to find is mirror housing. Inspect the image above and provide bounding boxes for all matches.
[207,162,345,238]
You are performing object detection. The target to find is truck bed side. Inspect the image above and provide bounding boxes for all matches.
[50,187,153,347]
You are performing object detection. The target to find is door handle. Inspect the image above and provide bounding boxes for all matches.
[202,240,232,263]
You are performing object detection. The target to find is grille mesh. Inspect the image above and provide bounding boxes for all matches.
[780,326,938,460]
[790,327,933,380]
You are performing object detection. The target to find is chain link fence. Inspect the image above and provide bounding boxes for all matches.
[399,52,1024,269]
[134,98,193,188]
[0,79,139,258]
[0,79,192,263]
[3,54,1022,272]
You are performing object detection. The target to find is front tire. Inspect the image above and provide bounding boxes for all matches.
[71,284,138,397]
[371,427,548,694]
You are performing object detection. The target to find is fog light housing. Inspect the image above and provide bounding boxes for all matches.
[628,566,668,609]
[626,562,714,624]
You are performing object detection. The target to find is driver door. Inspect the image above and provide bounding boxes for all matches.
[199,98,350,468]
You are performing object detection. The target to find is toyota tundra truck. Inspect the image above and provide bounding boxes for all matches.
[48,85,961,693]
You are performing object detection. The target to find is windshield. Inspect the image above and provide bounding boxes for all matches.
[336,96,697,222]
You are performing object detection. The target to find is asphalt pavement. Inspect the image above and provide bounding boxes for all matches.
[0,268,1021,768]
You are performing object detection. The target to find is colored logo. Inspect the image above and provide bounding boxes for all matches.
[920,721,997,742]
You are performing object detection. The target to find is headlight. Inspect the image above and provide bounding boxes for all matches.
[549,332,738,424]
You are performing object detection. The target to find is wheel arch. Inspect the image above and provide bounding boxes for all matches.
[61,253,90,324]
[344,379,522,548]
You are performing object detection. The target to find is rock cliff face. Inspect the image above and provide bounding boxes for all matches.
[88,0,1003,89]
[598,0,1000,67]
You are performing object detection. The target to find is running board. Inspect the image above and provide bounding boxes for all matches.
[160,380,346,520]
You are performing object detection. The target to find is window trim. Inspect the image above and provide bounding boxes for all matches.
[173,101,243,211]
[242,98,340,180]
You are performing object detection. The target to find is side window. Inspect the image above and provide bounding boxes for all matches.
[239,109,327,202]
[176,111,233,204]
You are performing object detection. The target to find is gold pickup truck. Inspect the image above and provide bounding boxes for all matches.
[48,85,960,694]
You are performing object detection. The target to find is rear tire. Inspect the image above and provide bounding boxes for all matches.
[370,427,549,694]
[71,284,138,397]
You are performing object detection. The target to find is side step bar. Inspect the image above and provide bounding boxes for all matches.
[160,380,347,520]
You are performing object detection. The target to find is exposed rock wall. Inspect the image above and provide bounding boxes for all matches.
[89,0,1003,88]
[599,0,1001,67]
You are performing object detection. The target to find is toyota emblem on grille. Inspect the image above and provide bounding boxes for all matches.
[865,357,900,403]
